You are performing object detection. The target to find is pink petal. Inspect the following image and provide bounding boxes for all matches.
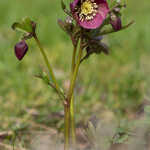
[97,1,110,19]
[70,3,79,21]
[78,13,104,29]
[71,0,79,8]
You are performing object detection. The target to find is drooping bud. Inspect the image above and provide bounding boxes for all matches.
[110,12,122,31]
[14,40,28,60]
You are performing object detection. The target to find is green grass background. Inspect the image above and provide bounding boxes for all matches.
[0,0,150,133]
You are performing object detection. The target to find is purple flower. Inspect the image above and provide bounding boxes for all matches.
[70,0,109,29]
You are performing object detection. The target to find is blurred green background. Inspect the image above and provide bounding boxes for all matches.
[0,0,150,134]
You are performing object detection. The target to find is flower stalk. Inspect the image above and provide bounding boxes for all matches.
[33,34,60,90]
[70,43,78,149]
[64,104,70,150]
[64,39,84,150]
[67,40,84,104]
[70,94,76,149]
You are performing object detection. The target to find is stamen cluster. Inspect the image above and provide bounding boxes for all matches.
[74,0,98,22]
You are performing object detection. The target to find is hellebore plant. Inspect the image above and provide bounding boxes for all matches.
[11,0,133,150]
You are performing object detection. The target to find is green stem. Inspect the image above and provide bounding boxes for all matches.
[33,34,60,90]
[67,40,84,104]
[70,44,77,149]
[64,40,84,150]
[70,94,76,149]
[64,104,70,150]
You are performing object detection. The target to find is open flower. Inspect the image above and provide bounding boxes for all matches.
[70,0,109,29]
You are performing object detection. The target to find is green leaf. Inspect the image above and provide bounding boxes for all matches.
[92,42,109,55]
[12,22,27,33]
[110,0,121,9]
[116,134,128,143]
[98,20,134,36]
[12,16,36,39]
[37,65,67,105]
[113,133,120,143]
[85,128,93,144]
[43,71,50,84]
[57,18,67,32]
[87,121,96,140]
[116,127,128,134]
[61,0,66,11]
[38,64,54,84]
[61,0,72,16]
[117,3,126,11]
[110,0,126,11]
[22,16,33,33]
[84,133,92,143]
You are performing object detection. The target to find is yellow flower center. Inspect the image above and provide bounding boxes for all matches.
[81,1,93,15]
[75,0,98,22]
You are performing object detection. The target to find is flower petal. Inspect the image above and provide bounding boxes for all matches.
[70,3,79,21]
[97,0,110,20]
[71,0,79,8]
[78,13,104,29]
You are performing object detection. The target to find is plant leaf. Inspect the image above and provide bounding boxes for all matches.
[110,0,121,9]
[38,64,54,84]
[116,134,128,143]
[22,16,33,33]
[61,0,72,16]
[93,42,109,55]
[12,22,27,33]
[98,20,134,36]
[116,127,128,134]
[87,121,96,140]
[85,127,94,144]
[37,65,67,105]
[57,19,67,32]
[61,0,66,11]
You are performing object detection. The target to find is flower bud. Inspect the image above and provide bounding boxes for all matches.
[14,40,28,60]
[110,12,122,31]
[110,16,121,31]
